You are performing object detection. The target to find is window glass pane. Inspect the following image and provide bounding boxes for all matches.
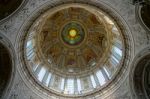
[45,73,52,86]
[67,79,74,94]
[27,52,34,60]
[113,52,121,62]
[33,63,39,71]
[38,67,46,82]
[27,49,33,56]
[111,55,119,67]
[26,40,34,57]
[90,75,96,88]
[27,46,32,52]
[96,70,106,86]
[77,79,81,93]
[103,67,111,79]
[27,40,32,47]
[113,46,122,56]
[61,78,65,91]
[114,38,122,49]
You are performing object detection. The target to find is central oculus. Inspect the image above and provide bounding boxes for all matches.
[61,22,85,46]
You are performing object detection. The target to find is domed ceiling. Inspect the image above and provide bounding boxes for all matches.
[37,7,109,74]
[24,4,124,96]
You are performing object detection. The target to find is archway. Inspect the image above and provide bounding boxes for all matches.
[0,42,12,98]
[130,47,150,99]
[0,34,16,99]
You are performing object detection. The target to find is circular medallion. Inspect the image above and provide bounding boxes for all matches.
[61,22,85,46]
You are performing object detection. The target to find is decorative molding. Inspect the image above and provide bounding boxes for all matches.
[129,45,150,99]
[135,4,150,33]
[0,33,17,99]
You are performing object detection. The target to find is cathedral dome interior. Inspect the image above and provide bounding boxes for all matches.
[0,0,150,99]
[25,4,124,96]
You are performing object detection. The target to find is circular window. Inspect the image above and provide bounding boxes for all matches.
[24,4,125,96]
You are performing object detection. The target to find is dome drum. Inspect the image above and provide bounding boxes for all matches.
[18,3,130,98]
